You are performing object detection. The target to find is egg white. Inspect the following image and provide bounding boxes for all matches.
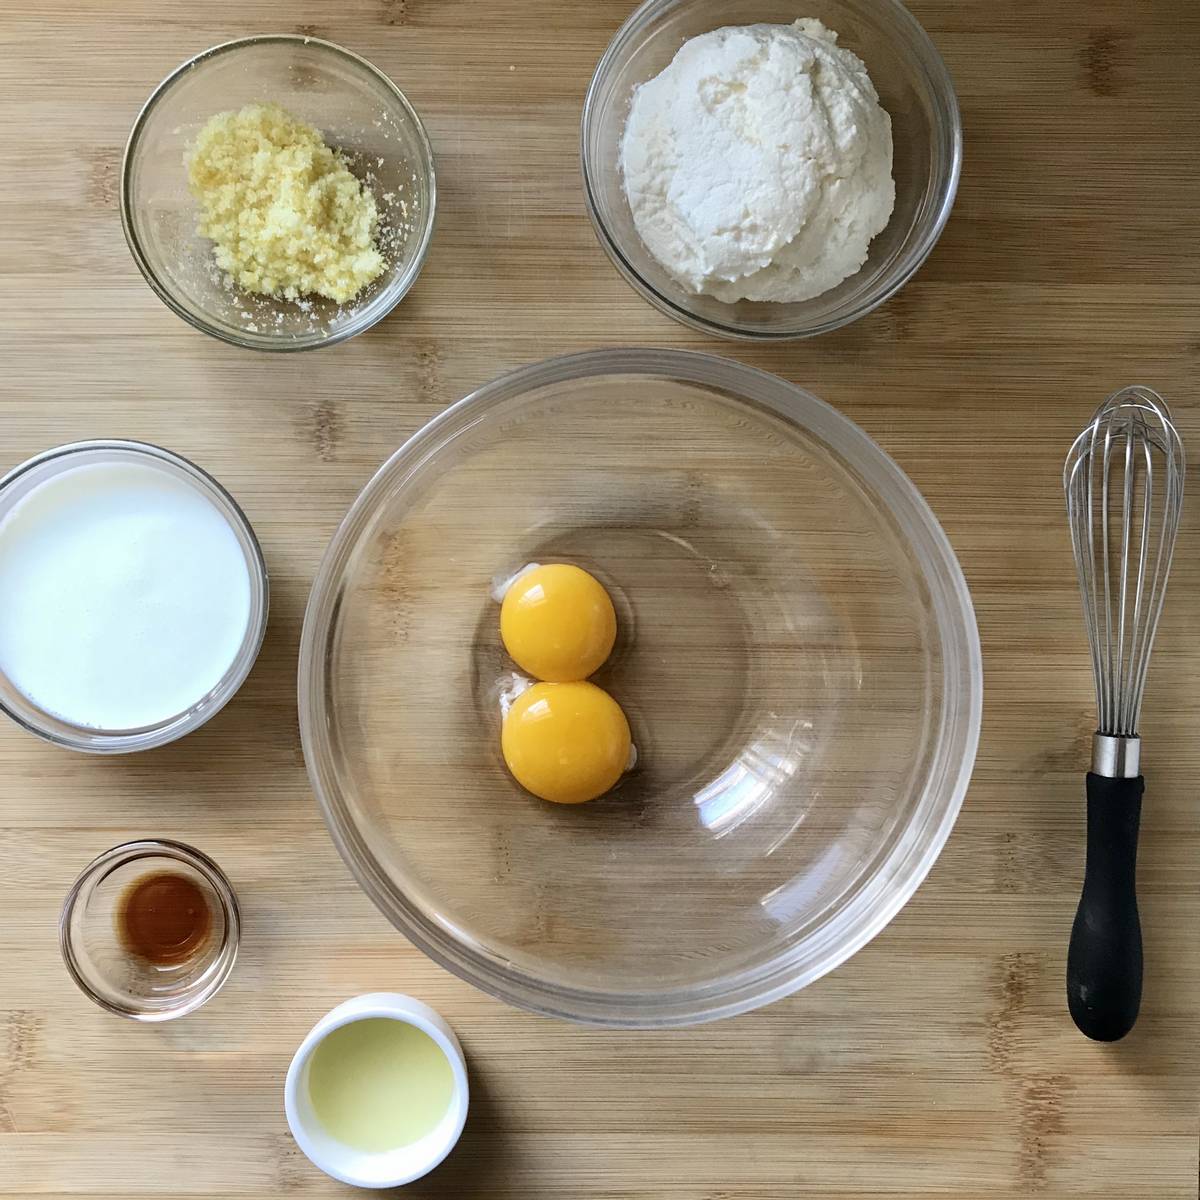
[489,561,541,604]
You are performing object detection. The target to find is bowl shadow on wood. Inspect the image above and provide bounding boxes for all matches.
[402,1065,503,1198]
[105,576,308,803]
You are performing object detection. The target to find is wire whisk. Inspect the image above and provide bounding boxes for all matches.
[1062,384,1184,1042]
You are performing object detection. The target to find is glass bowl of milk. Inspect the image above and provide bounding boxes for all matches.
[0,441,268,752]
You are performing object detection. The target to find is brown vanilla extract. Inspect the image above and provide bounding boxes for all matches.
[118,871,212,965]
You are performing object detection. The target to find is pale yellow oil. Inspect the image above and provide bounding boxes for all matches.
[307,1018,455,1153]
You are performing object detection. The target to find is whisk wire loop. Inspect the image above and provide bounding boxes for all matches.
[1064,386,1184,740]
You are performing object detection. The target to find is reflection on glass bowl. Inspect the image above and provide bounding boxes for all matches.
[299,349,981,1026]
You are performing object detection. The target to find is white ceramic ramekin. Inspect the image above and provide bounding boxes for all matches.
[284,992,469,1189]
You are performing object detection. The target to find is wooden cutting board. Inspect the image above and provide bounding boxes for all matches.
[1,1,1198,1196]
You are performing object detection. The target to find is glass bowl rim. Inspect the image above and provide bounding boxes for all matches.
[0,438,269,754]
[298,347,983,1026]
[59,837,242,1022]
[579,0,964,342]
[119,33,438,353]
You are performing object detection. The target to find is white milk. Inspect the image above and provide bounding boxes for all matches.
[0,460,252,730]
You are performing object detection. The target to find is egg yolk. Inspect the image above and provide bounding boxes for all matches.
[502,681,631,804]
[500,563,617,683]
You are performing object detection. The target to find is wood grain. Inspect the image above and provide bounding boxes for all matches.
[1,0,1199,1196]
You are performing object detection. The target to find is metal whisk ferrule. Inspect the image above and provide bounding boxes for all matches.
[1064,386,1184,776]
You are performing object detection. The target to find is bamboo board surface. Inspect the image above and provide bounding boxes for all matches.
[1,1,1199,1196]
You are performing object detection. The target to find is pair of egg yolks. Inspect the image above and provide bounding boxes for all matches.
[499,564,630,805]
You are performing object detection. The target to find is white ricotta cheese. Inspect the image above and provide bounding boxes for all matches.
[620,19,895,304]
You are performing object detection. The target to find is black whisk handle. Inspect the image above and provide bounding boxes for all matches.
[1067,772,1143,1042]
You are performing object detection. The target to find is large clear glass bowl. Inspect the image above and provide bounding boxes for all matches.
[121,36,436,352]
[582,0,961,340]
[299,350,981,1026]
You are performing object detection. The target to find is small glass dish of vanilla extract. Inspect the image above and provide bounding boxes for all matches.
[60,839,240,1021]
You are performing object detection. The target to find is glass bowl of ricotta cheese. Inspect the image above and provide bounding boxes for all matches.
[582,0,961,340]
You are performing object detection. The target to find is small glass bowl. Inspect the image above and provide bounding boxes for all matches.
[0,440,269,754]
[60,840,240,1021]
[581,0,962,340]
[121,35,437,351]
